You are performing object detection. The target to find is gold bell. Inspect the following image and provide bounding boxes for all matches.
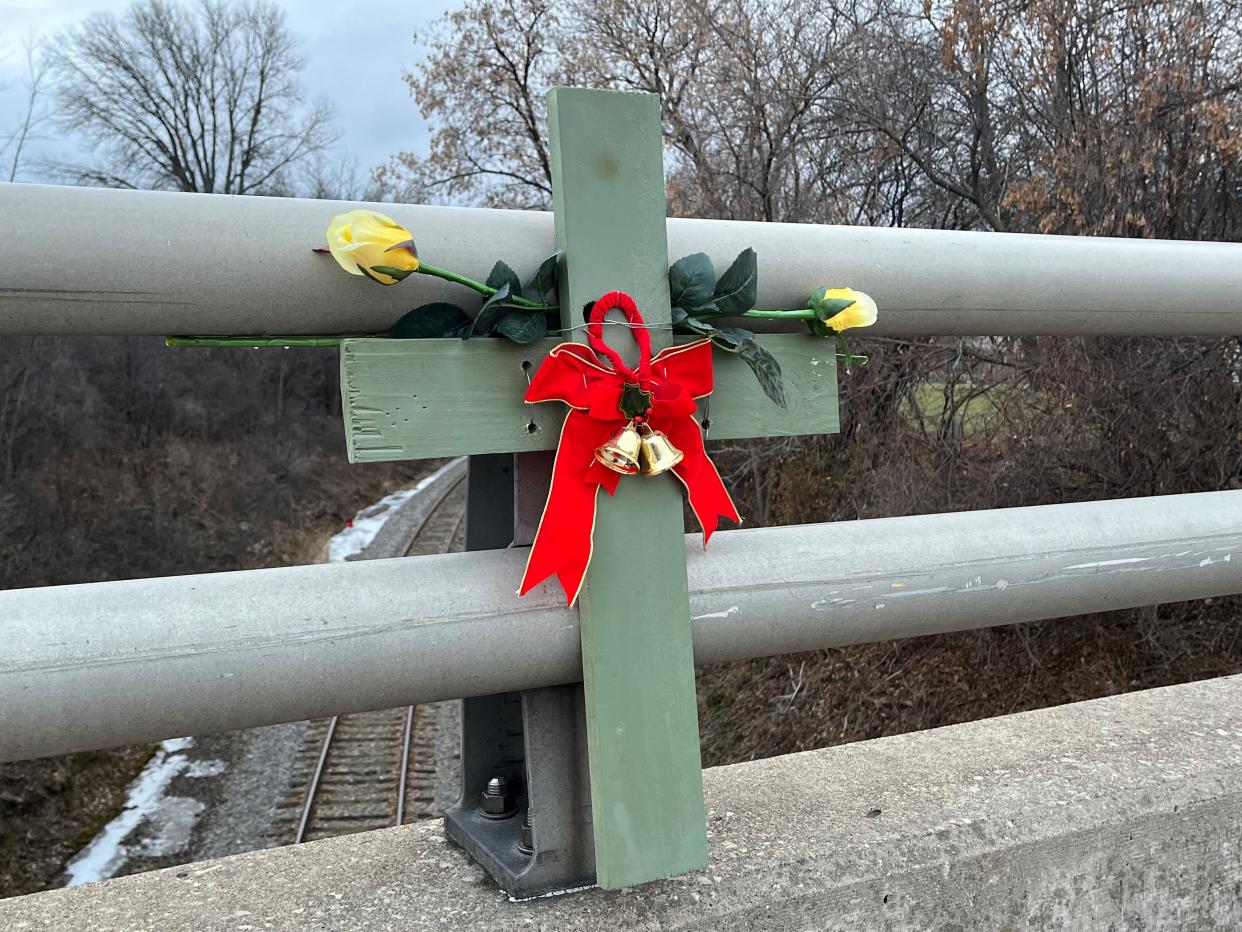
[595,420,643,474]
[638,425,684,476]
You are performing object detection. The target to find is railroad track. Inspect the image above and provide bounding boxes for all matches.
[273,461,467,845]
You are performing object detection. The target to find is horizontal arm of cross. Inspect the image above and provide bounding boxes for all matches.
[340,334,838,463]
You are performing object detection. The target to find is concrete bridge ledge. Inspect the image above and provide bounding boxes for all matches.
[4,674,1241,930]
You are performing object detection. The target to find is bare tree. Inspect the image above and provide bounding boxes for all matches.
[378,0,582,209]
[1000,0,1242,241]
[47,0,337,193]
[0,33,51,183]
[298,153,384,203]
[384,0,883,221]
[574,0,866,223]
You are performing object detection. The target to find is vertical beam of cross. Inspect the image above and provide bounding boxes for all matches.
[546,87,709,888]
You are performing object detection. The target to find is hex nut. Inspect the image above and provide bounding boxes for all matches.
[517,811,534,854]
[480,776,517,819]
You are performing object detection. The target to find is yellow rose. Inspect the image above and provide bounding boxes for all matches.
[325,209,419,285]
[818,287,878,331]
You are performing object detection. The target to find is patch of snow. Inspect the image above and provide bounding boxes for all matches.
[327,458,464,563]
[63,737,224,887]
[185,759,227,778]
[64,460,463,887]
[138,796,205,858]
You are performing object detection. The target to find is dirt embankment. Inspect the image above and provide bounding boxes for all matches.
[698,601,1242,767]
[0,749,156,898]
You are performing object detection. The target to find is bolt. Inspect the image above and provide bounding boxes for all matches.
[480,775,516,819]
[517,810,534,855]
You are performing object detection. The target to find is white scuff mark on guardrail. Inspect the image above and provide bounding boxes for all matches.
[1063,557,1154,571]
[692,607,740,621]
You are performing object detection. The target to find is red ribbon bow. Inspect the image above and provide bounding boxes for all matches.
[518,291,741,605]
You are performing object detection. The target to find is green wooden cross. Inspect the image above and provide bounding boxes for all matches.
[341,88,838,889]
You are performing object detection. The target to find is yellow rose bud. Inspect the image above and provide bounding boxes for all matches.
[325,209,419,285]
[822,287,878,331]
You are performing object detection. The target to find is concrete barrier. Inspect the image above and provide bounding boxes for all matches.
[4,674,1240,930]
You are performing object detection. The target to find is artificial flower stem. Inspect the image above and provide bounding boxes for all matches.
[416,264,555,311]
[415,263,493,294]
[738,308,816,319]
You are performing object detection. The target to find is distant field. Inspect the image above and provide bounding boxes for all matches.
[901,381,1043,440]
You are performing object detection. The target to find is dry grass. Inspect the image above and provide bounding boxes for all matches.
[697,601,1242,767]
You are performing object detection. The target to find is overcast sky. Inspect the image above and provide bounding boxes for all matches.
[0,0,458,184]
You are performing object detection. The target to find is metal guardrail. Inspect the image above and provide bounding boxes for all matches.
[3,182,1242,336]
[2,182,1242,775]
[3,489,1240,764]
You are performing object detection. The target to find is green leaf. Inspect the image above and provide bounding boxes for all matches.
[619,383,653,419]
[369,264,415,282]
[711,326,785,407]
[710,325,755,352]
[388,302,470,339]
[672,306,717,337]
[495,310,548,344]
[835,333,869,369]
[806,318,833,338]
[357,264,390,285]
[712,248,758,314]
[524,253,560,304]
[445,318,475,338]
[738,339,787,408]
[469,283,514,337]
[669,252,716,311]
[486,260,522,296]
[807,287,858,322]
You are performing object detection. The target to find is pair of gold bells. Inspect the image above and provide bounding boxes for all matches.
[594,418,684,476]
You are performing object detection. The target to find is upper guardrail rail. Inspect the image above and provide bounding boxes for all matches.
[2,182,1241,337]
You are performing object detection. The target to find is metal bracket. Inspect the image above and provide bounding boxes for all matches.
[443,453,597,898]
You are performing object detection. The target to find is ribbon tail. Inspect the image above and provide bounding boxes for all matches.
[664,418,741,547]
[518,410,605,606]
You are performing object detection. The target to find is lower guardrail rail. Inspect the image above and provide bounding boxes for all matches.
[3,489,1240,765]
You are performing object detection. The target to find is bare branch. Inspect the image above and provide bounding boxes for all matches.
[46,0,338,194]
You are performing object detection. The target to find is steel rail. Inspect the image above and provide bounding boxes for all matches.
[395,706,415,828]
[294,715,338,845]
[2,182,1241,336]
[391,477,465,830]
[295,463,465,842]
[3,489,1242,764]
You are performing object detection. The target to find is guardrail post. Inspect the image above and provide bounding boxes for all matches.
[444,456,524,885]
[444,453,597,896]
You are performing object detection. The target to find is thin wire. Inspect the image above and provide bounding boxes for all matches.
[558,320,678,334]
